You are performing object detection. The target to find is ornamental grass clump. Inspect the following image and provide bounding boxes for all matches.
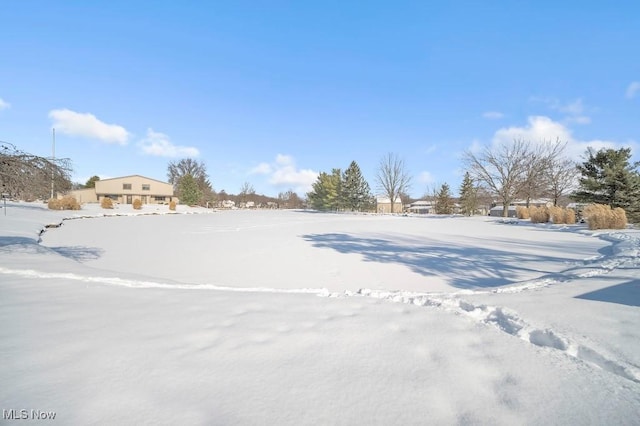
[101,197,114,209]
[169,200,176,211]
[564,208,577,225]
[548,206,565,224]
[132,199,142,210]
[529,206,550,224]
[516,206,530,219]
[583,203,627,230]
[48,196,80,210]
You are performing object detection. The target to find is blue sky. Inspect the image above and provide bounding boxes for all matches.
[1,1,638,197]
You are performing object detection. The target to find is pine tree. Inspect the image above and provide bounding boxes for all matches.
[307,169,341,211]
[341,161,372,211]
[85,175,100,189]
[458,172,478,216]
[178,174,202,205]
[574,147,640,222]
[435,183,454,214]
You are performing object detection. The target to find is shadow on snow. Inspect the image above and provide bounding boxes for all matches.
[302,233,572,289]
[576,280,640,307]
[0,236,103,262]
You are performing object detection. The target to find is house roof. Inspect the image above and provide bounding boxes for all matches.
[96,175,172,185]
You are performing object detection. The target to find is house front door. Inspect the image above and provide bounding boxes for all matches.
[126,195,132,204]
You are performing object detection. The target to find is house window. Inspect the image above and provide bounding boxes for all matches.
[142,184,150,191]
[154,196,166,202]
[123,183,132,190]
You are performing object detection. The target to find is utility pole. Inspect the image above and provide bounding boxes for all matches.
[51,128,55,200]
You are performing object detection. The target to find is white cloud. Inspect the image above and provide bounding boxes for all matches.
[249,162,272,175]
[138,128,200,158]
[468,139,483,154]
[275,154,294,166]
[418,171,435,184]
[489,115,633,160]
[493,116,572,146]
[49,109,129,144]
[0,98,11,110]
[251,154,318,194]
[482,111,504,120]
[626,81,640,99]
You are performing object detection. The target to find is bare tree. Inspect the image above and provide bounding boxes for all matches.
[547,157,578,206]
[463,139,531,217]
[375,153,412,213]
[0,141,72,200]
[278,189,303,209]
[238,181,256,204]
[517,140,566,207]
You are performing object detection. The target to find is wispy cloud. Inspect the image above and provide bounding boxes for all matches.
[250,154,318,194]
[418,171,435,184]
[49,109,129,144]
[626,81,640,99]
[249,162,272,175]
[138,128,200,157]
[423,144,438,155]
[0,98,11,111]
[530,97,591,125]
[482,111,504,120]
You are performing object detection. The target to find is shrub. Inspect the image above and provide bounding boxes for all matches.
[101,197,114,209]
[132,199,142,210]
[529,206,550,224]
[564,208,577,224]
[516,206,530,219]
[612,207,628,229]
[169,200,176,211]
[583,204,627,230]
[548,206,565,224]
[48,196,80,210]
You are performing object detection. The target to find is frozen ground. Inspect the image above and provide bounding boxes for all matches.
[1,202,639,424]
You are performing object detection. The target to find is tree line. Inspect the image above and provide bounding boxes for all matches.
[2,139,638,221]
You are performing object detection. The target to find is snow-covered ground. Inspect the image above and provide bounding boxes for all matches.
[1,201,639,424]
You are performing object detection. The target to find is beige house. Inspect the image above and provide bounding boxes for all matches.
[69,175,175,205]
[376,196,403,214]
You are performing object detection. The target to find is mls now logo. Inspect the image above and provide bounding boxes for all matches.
[3,409,56,420]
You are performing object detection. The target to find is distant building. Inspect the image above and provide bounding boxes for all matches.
[68,175,175,205]
[376,196,403,214]
[406,200,434,214]
[512,199,552,208]
[489,205,517,217]
[489,199,553,217]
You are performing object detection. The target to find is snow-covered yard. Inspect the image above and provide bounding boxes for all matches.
[1,202,639,424]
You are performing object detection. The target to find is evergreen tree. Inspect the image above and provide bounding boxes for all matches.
[85,175,100,188]
[167,158,214,205]
[574,147,640,222]
[178,174,202,205]
[307,169,341,210]
[341,161,372,211]
[458,172,478,216]
[435,183,454,214]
